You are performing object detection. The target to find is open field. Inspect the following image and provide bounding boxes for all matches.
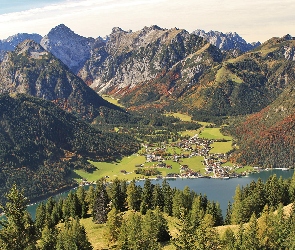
[210,141,233,154]
[199,127,232,140]
[73,155,147,182]
[180,156,205,174]
[180,130,198,137]
[101,95,125,108]
[73,155,186,183]
[165,112,192,121]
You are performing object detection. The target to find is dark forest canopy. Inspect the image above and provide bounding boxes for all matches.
[0,93,140,205]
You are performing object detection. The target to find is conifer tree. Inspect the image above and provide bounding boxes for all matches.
[117,212,144,249]
[0,184,37,250]
[289,171,295,202]
[152,183,164,210]
[173,208,196,250]
[85,185,95,210]
[140,179,153,215]
[35,202,47,235]
[126,179,141,211]
[172,189,184,218]
[153,206,171,242]
[257,204,276,249]
[142,210,161,249]
[106,208,122,243]
[195,214,220,250]
[38,225,57,250]
[76,186,88,218]
[56,218,92,250]
[108,178,125,212]
[234,222,244,250]
[162,179,173,216]
[241,213,260,250]
[221,228,236,250]
[231,185,243,224]
[190,195,204,229]
[92,179,109,224]
[224,201,232,225]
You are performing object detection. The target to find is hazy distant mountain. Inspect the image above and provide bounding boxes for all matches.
[193,29,261,52]
[40,24,97,73]
[0,33,42,60]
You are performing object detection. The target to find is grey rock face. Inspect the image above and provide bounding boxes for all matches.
[40,24,96,73]
[78,25,221,97]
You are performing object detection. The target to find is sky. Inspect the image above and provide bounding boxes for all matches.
[0,0,294,43]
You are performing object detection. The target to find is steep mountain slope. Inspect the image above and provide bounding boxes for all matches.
[176,35,295,119]
[193,29,260,52]
[79,27,295,118]
[78,25,224,108]
[40,24,96,73]
[0,39,127,122]
[0,93,139,204]
[222,35,295,168]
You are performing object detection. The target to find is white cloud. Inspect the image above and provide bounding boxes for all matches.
[0,0,294,42]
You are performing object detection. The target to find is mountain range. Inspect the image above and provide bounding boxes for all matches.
[1,23,295,201]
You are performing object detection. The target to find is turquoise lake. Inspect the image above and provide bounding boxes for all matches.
[26,169,294,219]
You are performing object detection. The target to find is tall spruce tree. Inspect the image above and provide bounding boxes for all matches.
[0,184,37,250]
[140,179,153,215]
[126,179,141,211]
[231,185,243,224]
[106,208,122,243]
[92,179,109,224]
[162,179,173,216]
[241,213,260,250]
[173,208,196,250]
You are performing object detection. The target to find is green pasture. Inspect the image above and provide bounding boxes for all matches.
[72,155,147,182]
[234,166,253,174]
[180,156,206,174]
[165,112,192,121]
[101,95,125,108]
[210,141,233,154]
[180,130,198,137]
[199,127,232,140]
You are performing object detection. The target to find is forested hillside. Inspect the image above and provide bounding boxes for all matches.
[0,94,139,204]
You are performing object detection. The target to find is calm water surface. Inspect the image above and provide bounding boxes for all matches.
[27,169,294,219]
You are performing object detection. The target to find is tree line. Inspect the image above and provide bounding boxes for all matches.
[1,173,295,249]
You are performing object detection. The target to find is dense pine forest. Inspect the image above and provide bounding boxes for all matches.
[1,173,295,249]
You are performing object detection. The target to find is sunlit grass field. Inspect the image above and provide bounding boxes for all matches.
[101,94,125,108]
[199,127,232,140]
[210,141,233,154]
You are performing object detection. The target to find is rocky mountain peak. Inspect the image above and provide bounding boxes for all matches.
[40,24,95,73]
[111,27,126,34]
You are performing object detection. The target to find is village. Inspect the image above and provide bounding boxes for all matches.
[133,134,246,179]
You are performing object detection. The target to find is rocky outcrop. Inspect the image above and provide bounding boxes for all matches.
[0,33,42,61]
